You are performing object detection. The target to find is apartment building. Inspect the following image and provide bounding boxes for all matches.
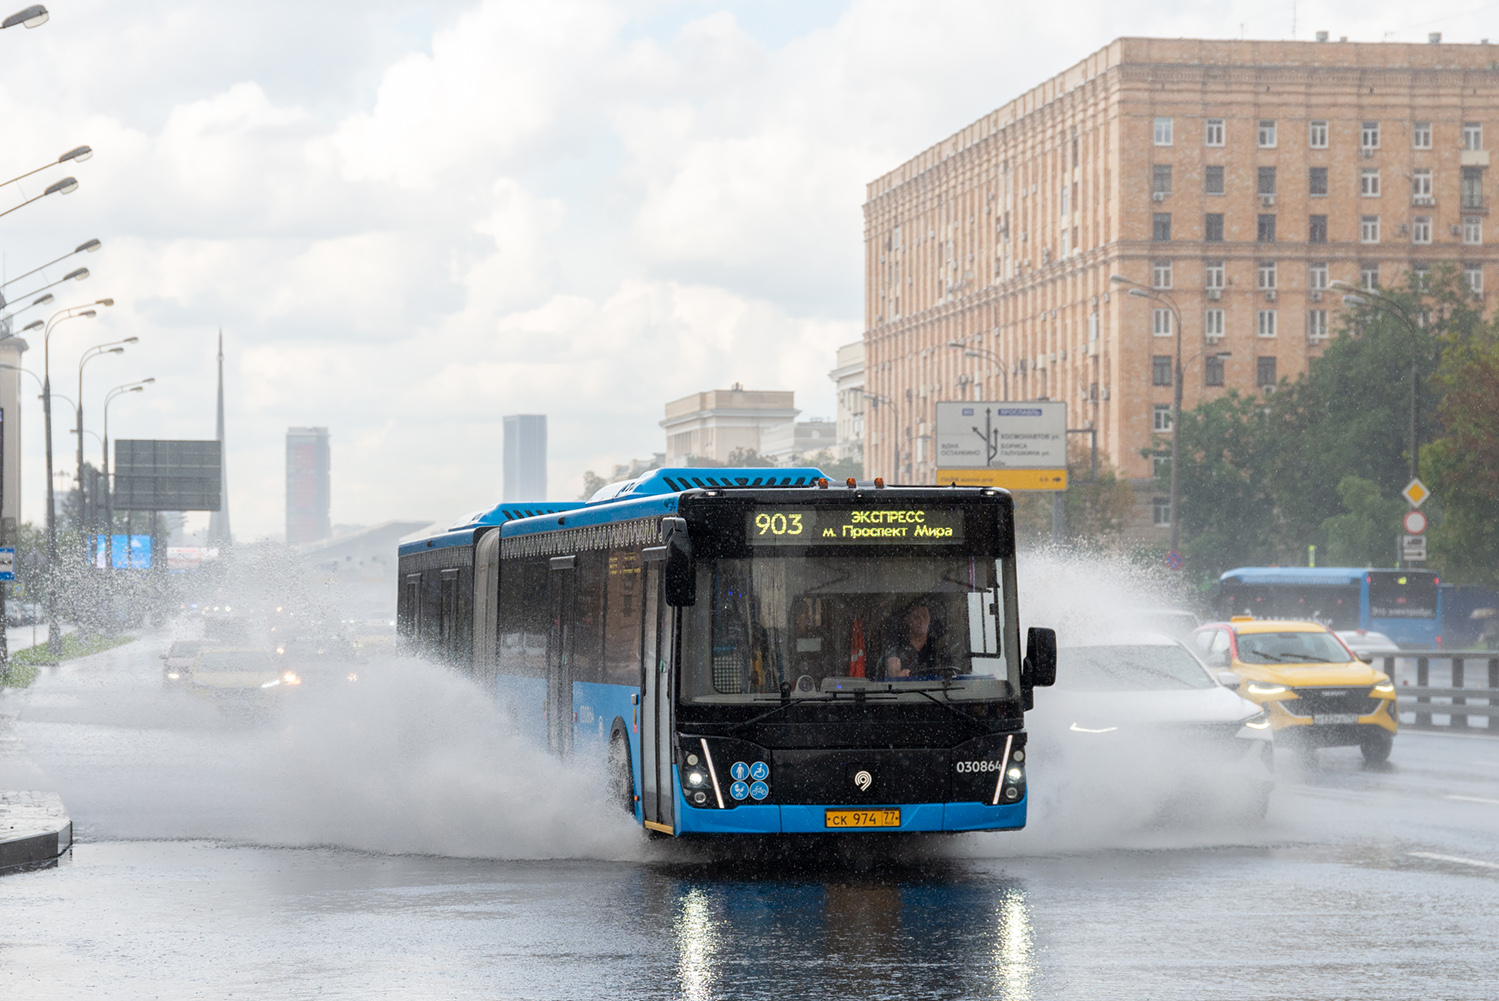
[828,340,867,462]
[863,36,1499,531]
[660,385,800,464]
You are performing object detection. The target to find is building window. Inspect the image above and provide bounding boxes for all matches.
[1258,261,1277,289]
[1205,213,1224,242]
[1153,164,1173,195]
[1309,262,1329,290]
[1205,261,1225,289]
[1152,456,1171,479]
[1466,265,1484,295]
[1464,122,1483,150]
[1361,216,1380,243]
[1309,120,1329,148]
[1154,117,1173,146]
[1413,169,1433,199]
[1153,213,1172,241]
[1361,121,1380,150]
[1413,121,1432,149]
[1309,166,1328,196]
[1153,259,1173,289]
[1464,215,1483,245]
[1205,165,1225,195]
[1308,309,1329,341]
[1152,496,1171,525]
[1257,310,1278,337]
[1205,118,1225,146]
[1153,308,1173,337]
[1412,265,1431,291]
[1257,166,1277,196]
[1205,308,1225,338]
[1153,405,1173,432]
[1258,119,1277,147]
[1462,166,1483,209]
[1412,216,1432,244]
[1257,356,1278,388]
[1309,215,1328,243]
[1361,168,1380,196]
[1152,355,1173,386]
[1361,263,1379,289]
[1205,354,1226,386]
[1257,214,1277,242]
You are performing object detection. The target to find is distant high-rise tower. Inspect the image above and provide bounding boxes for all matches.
[285,427,331,545]
[503,415,547,502]
[206,330,232,545]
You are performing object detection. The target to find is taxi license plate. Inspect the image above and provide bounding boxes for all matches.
[825,809,901,829]
[1314,713,1359,725]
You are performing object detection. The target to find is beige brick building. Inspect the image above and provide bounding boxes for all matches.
[863,36,1499,533]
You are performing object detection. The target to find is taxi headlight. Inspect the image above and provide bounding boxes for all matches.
[282,671,301,686]
[1246,682,1289,696]
[1242,710,1271,730]
[1372,681,1396,695]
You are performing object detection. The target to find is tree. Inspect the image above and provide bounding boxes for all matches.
[803,448,862,482]
[1010,445,1138,548]
[579,471,607,501]
[724,447,773,468]
[1319,476,1404,567]
[1424,324,1499,584]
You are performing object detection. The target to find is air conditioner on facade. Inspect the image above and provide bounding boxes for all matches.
[1152,191,1166,202]
[1264,289,1278,302]
[1413,196,1435,206]
[1310,290,1323,302]
[1361,149,1375,159]
[1205,333,1224,344]
[1206,288,1222,300]
[1260,194,1276,206]
[1102,387,1111,400]
[1451,224,1463,237]
[1399,223,1410,236]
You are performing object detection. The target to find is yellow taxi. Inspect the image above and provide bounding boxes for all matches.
[1190,618,1397,764]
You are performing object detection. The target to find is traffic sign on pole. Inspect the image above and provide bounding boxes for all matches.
[1402,510,1427,535]
[1401,535,1427,562]
[1165,550,1184,571]
[1402,478,1431,508]
[0,548,14,582]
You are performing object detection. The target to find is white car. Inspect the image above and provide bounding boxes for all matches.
[1030,637,1275,819]
[1336,630,1402,661]
[161,639,204,684]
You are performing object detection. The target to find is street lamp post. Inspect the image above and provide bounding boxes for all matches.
[0,176,79,221]
[78,338,135,560]
[0,145,88,191]
[102,380,151,571]
[1111,275,1231,558]
[945,341,1011,400]
[0,239,100,298]
[1,6,49,31]
[862,391,900,482]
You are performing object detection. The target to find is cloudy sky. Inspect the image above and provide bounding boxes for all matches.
[0,0,1485,540]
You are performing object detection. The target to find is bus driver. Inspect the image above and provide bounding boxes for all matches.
[883,601,942,678]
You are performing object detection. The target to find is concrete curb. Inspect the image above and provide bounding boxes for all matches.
[0,790,72,872]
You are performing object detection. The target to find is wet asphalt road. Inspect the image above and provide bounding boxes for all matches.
[2,639,1498,1000]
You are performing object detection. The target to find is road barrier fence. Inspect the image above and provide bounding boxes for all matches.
[1372,651,1498,733]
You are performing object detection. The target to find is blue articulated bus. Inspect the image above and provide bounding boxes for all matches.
[397,467,1057,837]
[1216,567,1443,648]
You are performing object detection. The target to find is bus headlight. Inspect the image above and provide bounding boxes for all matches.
[687,771,705,787]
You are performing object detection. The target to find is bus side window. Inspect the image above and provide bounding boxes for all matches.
[499,557,548,678]
[571,551,607,685]
[439,569,461,662]
[604,548,643,686]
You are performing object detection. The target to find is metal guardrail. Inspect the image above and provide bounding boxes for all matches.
[1372,650,1499,732]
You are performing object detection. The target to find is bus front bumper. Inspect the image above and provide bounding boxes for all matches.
[673,796,1026,835]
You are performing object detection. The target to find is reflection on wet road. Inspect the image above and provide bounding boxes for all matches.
[2,641,1498,1000]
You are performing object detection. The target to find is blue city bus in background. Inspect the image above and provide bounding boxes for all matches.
[396,467,1056,837]
[1216,567,1443,648]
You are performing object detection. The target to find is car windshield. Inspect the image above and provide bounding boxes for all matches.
[195,650,272,671]
[1058,644,1214,691]
[1236,630,1350,664]
[168,641,202,657]
[681,554,1014,703]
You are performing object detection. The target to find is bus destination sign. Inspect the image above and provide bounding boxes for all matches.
[747,507,965,546]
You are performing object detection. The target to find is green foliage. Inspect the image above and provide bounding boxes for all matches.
[1012,446,1138,547]
[803,448,862,482]
[579,471,608,500]
[1168,266,1476,580]
[10,632,136,669]
[724,447,774,468]
[1424,323,1499,584]
[1319,476,1404,567]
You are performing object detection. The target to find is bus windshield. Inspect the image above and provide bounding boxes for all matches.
[681,554,1014,703]
[1367,572,1438,620]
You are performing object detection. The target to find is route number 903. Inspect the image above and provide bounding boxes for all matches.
[754,512,804,537]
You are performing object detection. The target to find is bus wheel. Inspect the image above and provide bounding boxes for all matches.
[1360,732,1393,767]
[607,732,635,814]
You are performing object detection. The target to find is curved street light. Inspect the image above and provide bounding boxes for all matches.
[78,338,136,558]
[0,145,88,190]
[101,379,153,569]
[946,340,1011,401]
[0,238,101,294]
[0,175,78,221]
[1,5,48,31]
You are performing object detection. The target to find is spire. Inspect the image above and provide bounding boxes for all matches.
[207,329,232,545]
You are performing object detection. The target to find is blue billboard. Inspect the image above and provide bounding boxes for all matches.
[93,535,153,569]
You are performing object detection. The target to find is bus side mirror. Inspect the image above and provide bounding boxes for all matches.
[1024,627,1057,687]
[663,520,695,607]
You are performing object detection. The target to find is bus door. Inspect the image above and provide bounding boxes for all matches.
[640,559,675,831]
[547,555,576,759]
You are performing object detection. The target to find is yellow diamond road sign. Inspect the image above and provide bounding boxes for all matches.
[1402,478,1430,508]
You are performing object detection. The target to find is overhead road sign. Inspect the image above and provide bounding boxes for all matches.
[1402,478,1430,508]
[113,440,222,512]
[935,401,1068,491]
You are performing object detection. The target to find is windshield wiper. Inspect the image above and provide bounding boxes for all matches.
[1272,652,1332,663]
